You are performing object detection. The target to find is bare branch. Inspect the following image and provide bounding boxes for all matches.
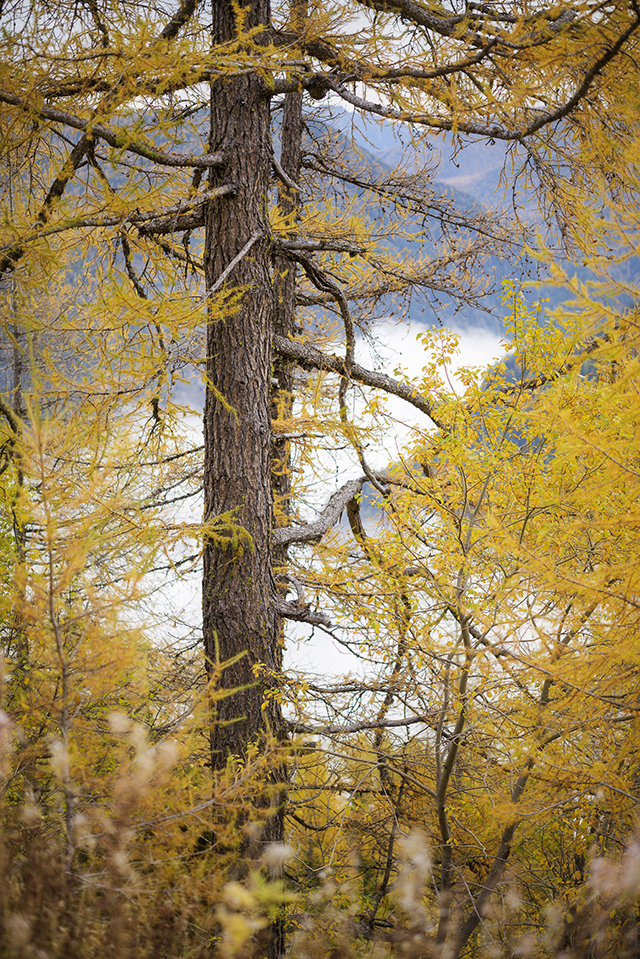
[273,475,366,546]
[200,231,265,298]
[278,573,308,605]
[271,153,301,192]
[160,0,198,39]
[301,156,514,246]
[322,78,513,138]
[0,91,226,168]
[138,208,207,235]
[277,237,365,255]
[38,134,90,224]
[288,715,433,735]
[273,470,421,549]
[275,33,499,84]
[274,597,332,626]
[272,335,446,429]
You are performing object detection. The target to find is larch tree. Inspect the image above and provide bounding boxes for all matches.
[2,0,640,954]
[285,278,640,958]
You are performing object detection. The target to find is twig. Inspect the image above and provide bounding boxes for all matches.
[203,231,264,298]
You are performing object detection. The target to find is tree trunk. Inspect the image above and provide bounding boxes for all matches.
[203,0,284,797]
[271,86,303,553]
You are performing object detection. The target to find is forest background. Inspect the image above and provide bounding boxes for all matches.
[2,0,640,958]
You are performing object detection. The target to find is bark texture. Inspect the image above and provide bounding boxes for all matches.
[271,88,303,554]
[203,0,283,777]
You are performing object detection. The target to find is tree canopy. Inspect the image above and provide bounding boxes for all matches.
[1,0,640,956]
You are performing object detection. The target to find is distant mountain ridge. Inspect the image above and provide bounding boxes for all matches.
[326,110,639,338]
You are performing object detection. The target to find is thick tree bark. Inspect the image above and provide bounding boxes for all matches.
[203,0,284,788]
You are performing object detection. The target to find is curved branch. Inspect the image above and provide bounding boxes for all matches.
[522,11,640,136]
[281,35,499,83]
[325,17,640,143]
[273,469,415,547]
[273,475,366,546]
[323,77,513,137]
[273,335,446,429]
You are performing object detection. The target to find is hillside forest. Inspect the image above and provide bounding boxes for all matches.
[2,0,640,957]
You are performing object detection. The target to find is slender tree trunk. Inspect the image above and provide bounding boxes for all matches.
[271,85,303,553]
[203,0,284,796]
[266,78,304,959]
